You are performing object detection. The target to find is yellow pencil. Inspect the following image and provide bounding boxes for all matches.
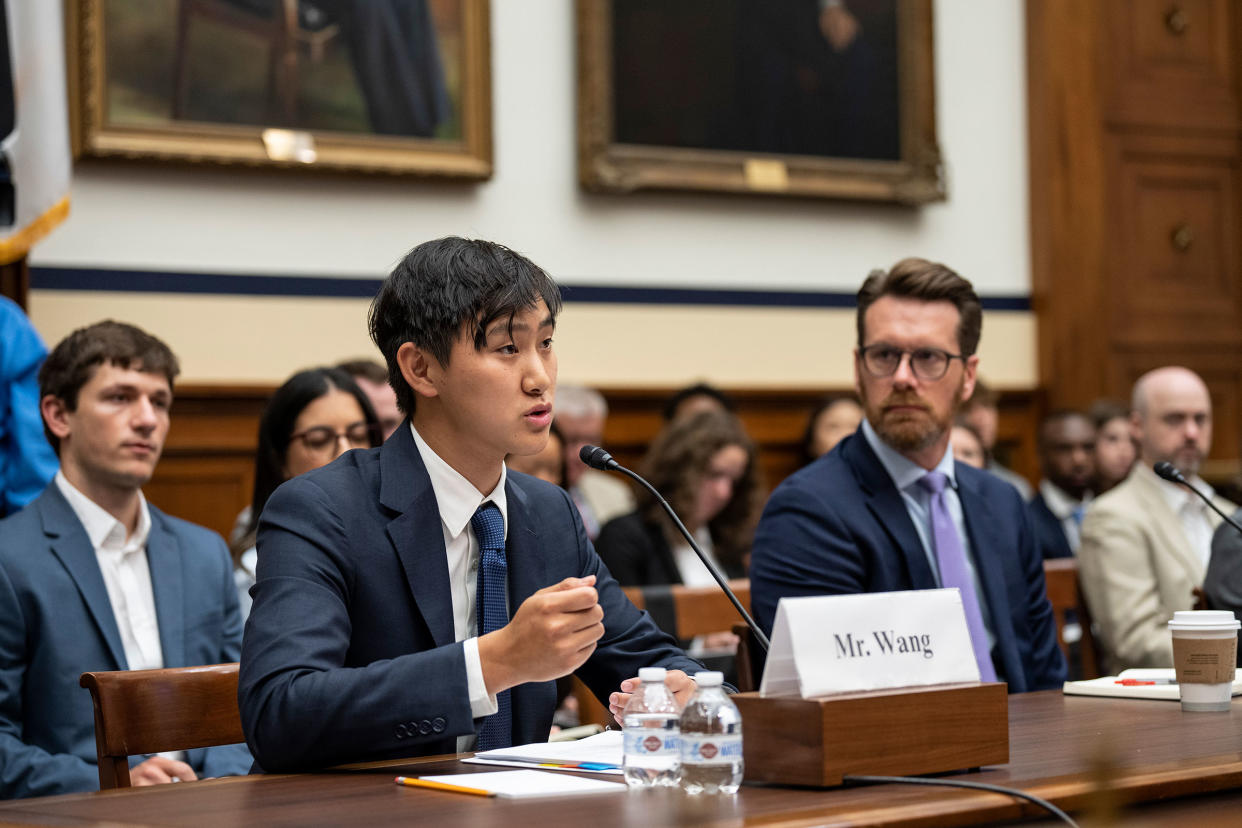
[394,776,496,797]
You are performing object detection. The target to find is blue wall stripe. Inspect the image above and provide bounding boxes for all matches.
[29,266,1031,311]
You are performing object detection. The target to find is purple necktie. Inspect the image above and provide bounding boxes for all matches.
[918,471,997,682]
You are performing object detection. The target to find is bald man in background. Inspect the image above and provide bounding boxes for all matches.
[1079,367,1236,673]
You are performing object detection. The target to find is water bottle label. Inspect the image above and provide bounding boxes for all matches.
[624,729,679,757]
[680,734,742,765]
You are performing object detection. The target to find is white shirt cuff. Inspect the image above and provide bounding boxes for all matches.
[464,637,498,719]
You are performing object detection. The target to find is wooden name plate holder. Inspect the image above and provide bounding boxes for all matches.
[732,682,1009,787]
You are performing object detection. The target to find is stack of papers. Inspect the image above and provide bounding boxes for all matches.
[1063,668,1242,700]
[416,770,625,798]
[467,730,624,775]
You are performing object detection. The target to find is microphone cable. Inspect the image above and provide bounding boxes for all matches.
[843,774,1079,827]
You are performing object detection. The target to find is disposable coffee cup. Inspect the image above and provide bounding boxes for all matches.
[1168,610,1240,712]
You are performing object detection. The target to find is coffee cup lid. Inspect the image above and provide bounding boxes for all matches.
[1168,610,1241,631]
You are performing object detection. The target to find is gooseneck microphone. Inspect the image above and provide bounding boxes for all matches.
[1153,461,1242,538]
[580,445,770,652]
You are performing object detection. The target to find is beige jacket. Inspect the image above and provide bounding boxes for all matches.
[1079,463,1236,673]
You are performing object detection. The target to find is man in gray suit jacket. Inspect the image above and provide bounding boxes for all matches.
[1079,367,1236,673]
[0,321,250,798]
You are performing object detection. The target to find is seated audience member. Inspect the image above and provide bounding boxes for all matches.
[238,238,703,772]
[0,321,251,798]
[1089,399,1137,495]
[1079,367,1236,673]
[750,259,1065,692]
[337,358,402,439]
[555,385,634,539]
[596,410,759,587]
[507,422,566,487]
[1203,507,1242,652]
[0,296,58,516]
[230,367,382,618]
[663,382,736,423]
[798,394,863,466]
[951,420,986,469]
[1028,411,1096,560]
[959,378,1033,499]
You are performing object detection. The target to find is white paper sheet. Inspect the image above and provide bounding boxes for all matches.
[416,770,625,798]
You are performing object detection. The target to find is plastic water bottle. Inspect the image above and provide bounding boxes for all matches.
[622,667,681,788]
[678,671,743,794]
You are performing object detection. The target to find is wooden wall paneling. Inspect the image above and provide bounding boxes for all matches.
[1105,0,1240,131]
[1107,131,1242,348]
[1028,0,1113,411]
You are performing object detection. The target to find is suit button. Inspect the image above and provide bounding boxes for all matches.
[395,724,408,739]
[432,717,446,734]
[418,719,432,735]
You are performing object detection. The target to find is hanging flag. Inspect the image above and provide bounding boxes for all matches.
[0,0,70,264]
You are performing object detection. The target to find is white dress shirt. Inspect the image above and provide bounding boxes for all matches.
[54,471,184,763]
[1154,472,1218,569]
[409,425,503,751]
[672,527,720,588]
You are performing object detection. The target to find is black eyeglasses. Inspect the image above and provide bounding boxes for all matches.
[859,344,966,382]
[288,421,378,453]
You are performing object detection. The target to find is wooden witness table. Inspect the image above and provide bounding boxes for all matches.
[2,692,1242,827]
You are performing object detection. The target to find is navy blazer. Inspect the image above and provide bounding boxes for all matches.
[239,423,701,772]
[0,484,251,799]
[749,429,1065,693]
[1027,492,1074,560]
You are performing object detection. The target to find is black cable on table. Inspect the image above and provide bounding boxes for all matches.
[842,774,1079,828]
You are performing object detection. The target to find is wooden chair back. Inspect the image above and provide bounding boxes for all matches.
[1042,558,1102,679]
[79,663,245,789]
[573,581,751,728]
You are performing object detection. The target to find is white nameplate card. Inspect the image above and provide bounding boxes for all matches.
[759,589,981,698]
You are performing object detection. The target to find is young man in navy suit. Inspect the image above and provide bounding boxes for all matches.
[239,237,702,771]
[0,321,250,798]
[1027,410,1096,560]
[750,259,1065,692]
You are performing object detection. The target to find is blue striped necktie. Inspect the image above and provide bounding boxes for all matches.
[470,502,512,750]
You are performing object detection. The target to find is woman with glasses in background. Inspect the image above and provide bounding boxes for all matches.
[230,367,382,618]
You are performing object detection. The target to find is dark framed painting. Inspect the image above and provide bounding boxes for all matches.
[577,0,943,204]
[67,0,492,177]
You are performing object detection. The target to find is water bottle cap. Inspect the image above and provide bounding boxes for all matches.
[693,671,724,687]
[638,667,667,682]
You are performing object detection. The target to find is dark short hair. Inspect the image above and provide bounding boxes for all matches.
[856,258,983,356]
[368,237,562,415]
[639,410,761,571]
[961,377,999,412]
[1088,398,1130,430]
[661,383,736,422]
[1038,409,1093,450]
[38,320,180,454]
[232,367,380,566]
[336,359,388,385]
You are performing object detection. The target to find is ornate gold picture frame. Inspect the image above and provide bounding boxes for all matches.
[577,0,943,204]
[67,0,492,178]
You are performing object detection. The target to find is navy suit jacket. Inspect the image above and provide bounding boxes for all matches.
[0,484,251,799]
[750,430,1065,693]
[238,423,701,772]
[1027,492,1074,560]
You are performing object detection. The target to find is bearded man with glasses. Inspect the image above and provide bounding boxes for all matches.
[750,258,1065,693]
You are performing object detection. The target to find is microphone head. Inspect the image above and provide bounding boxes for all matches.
[1153,461,1184,483]
[579,444,619,471]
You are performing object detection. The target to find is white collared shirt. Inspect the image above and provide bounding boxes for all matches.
[1153,468,1217,569]
[54,471,184,762]
[409,424,504,751]
[1038,479,1092,554]
[672,527,720,588]
[861,420,997,652]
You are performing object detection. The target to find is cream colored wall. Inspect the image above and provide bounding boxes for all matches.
[29,289,1035,388]
[28,0,1032,388]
